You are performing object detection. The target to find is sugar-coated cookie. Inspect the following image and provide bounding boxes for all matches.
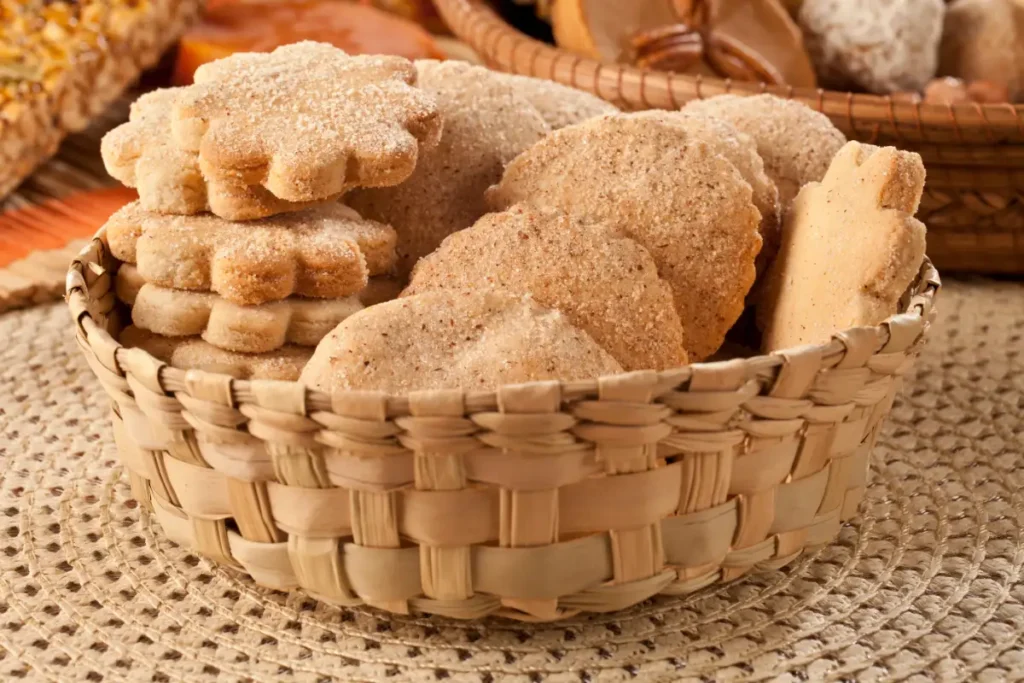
[759,142,927,351]
[302,289,623,394]
[347,60,550,276]
[171,42,443,204]
[798,0,946,93]
[405,203,687,371]
[683,94,846,211]
[631,110,781,279]
[489,72,620,130]
[487,114,761,361]
[101,88,326,220]
[116,264,362,353]
[121,326,313,380]
[105,201,396,305]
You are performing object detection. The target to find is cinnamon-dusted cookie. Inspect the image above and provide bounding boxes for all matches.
[683,94,846,210]
[487,114,762,361]
[116,264,362,353]
[631,110,782,279]
[347,59,549,276]
[759,141,927,351]
[489,72,620,130]
[405,204,687,371]
[121,326,313,380]
[171,41,442,204]
[101,88,326,220]
[105,201,396,305]
[798,0,945,93]
[301,289,623,394]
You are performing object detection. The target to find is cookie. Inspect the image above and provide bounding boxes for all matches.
[105,201,396,305]
[405,203,687,371]
[798,0,945,93]
[683,94,846,210]
[171,41,443,204]
[939,0,1024,102]
[121,326,313,380]
[487,114,762,361]
[101,88,326,220]
[347,59,550,276]
[301,289,623,394]
[488,72,620,130]
[759,142,927,351]
[631,110,782,279]
[116,264,362,353]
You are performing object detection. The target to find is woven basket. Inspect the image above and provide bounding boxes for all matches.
[433,0,1024,275]
[65,228,941,622]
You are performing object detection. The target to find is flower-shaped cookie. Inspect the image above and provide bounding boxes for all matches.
[101,88,325,220]
[171,41,443,204]
[105,201,396,305]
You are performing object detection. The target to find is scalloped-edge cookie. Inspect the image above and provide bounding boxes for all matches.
[171,42,443,204]
[116,264,362,353]
[101,88,330,221]
[120,326,313,380]
[759,141,927,351]
[105,201,396,306]
[489,72,620,130]
[683,94,846,211]
[405,203,687,371]
[487,113,762,361]
[301,289,623,394]
[347,59,550,276]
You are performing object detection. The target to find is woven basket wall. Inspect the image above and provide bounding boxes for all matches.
[433,0,1024,275]
[66,229,941,622]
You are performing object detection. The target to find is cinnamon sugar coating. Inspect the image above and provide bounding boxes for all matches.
[347,59,549,276]
[301,289,623,394]
[488,114,762,361]
[406,203,687,371]
[683,94,846,211]
[171,42,443,204]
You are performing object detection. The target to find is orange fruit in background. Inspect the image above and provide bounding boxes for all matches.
[173,0,446,86]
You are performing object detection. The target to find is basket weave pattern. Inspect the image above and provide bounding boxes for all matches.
[432,0,1024,274]
[66,231,940,621]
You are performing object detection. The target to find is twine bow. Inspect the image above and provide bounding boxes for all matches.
[630,0,783,84]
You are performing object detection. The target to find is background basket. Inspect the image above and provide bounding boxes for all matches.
[66,229,940,622]
[433,0,1024,275]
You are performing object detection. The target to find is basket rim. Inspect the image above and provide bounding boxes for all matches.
[432,0,1024,139]
[65,228,942,416]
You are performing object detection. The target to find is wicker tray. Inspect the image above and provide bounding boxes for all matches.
[433,0,1024,275]
[66,227,940,621]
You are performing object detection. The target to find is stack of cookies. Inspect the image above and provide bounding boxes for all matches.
[99,41,443,380]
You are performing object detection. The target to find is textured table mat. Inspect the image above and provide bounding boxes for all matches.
[0,277,1021,682]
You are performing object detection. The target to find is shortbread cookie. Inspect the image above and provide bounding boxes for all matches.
[683,94,846,210]
[759,142,927,351]
[121,326,313,380]
[347,59,550,276]
[631,110,782,278]
[798,0,945,93]
[489,72,620,130]
[116,265,362,353]
[939,0,1024,101]
[405,204,687,371]
[171,42,443,204]
[105,201,396,305]
[487,114,762,361]
[102,88,327,220]
[301,289,623,394]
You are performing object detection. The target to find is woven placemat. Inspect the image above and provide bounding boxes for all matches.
[0,277,1021,682]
